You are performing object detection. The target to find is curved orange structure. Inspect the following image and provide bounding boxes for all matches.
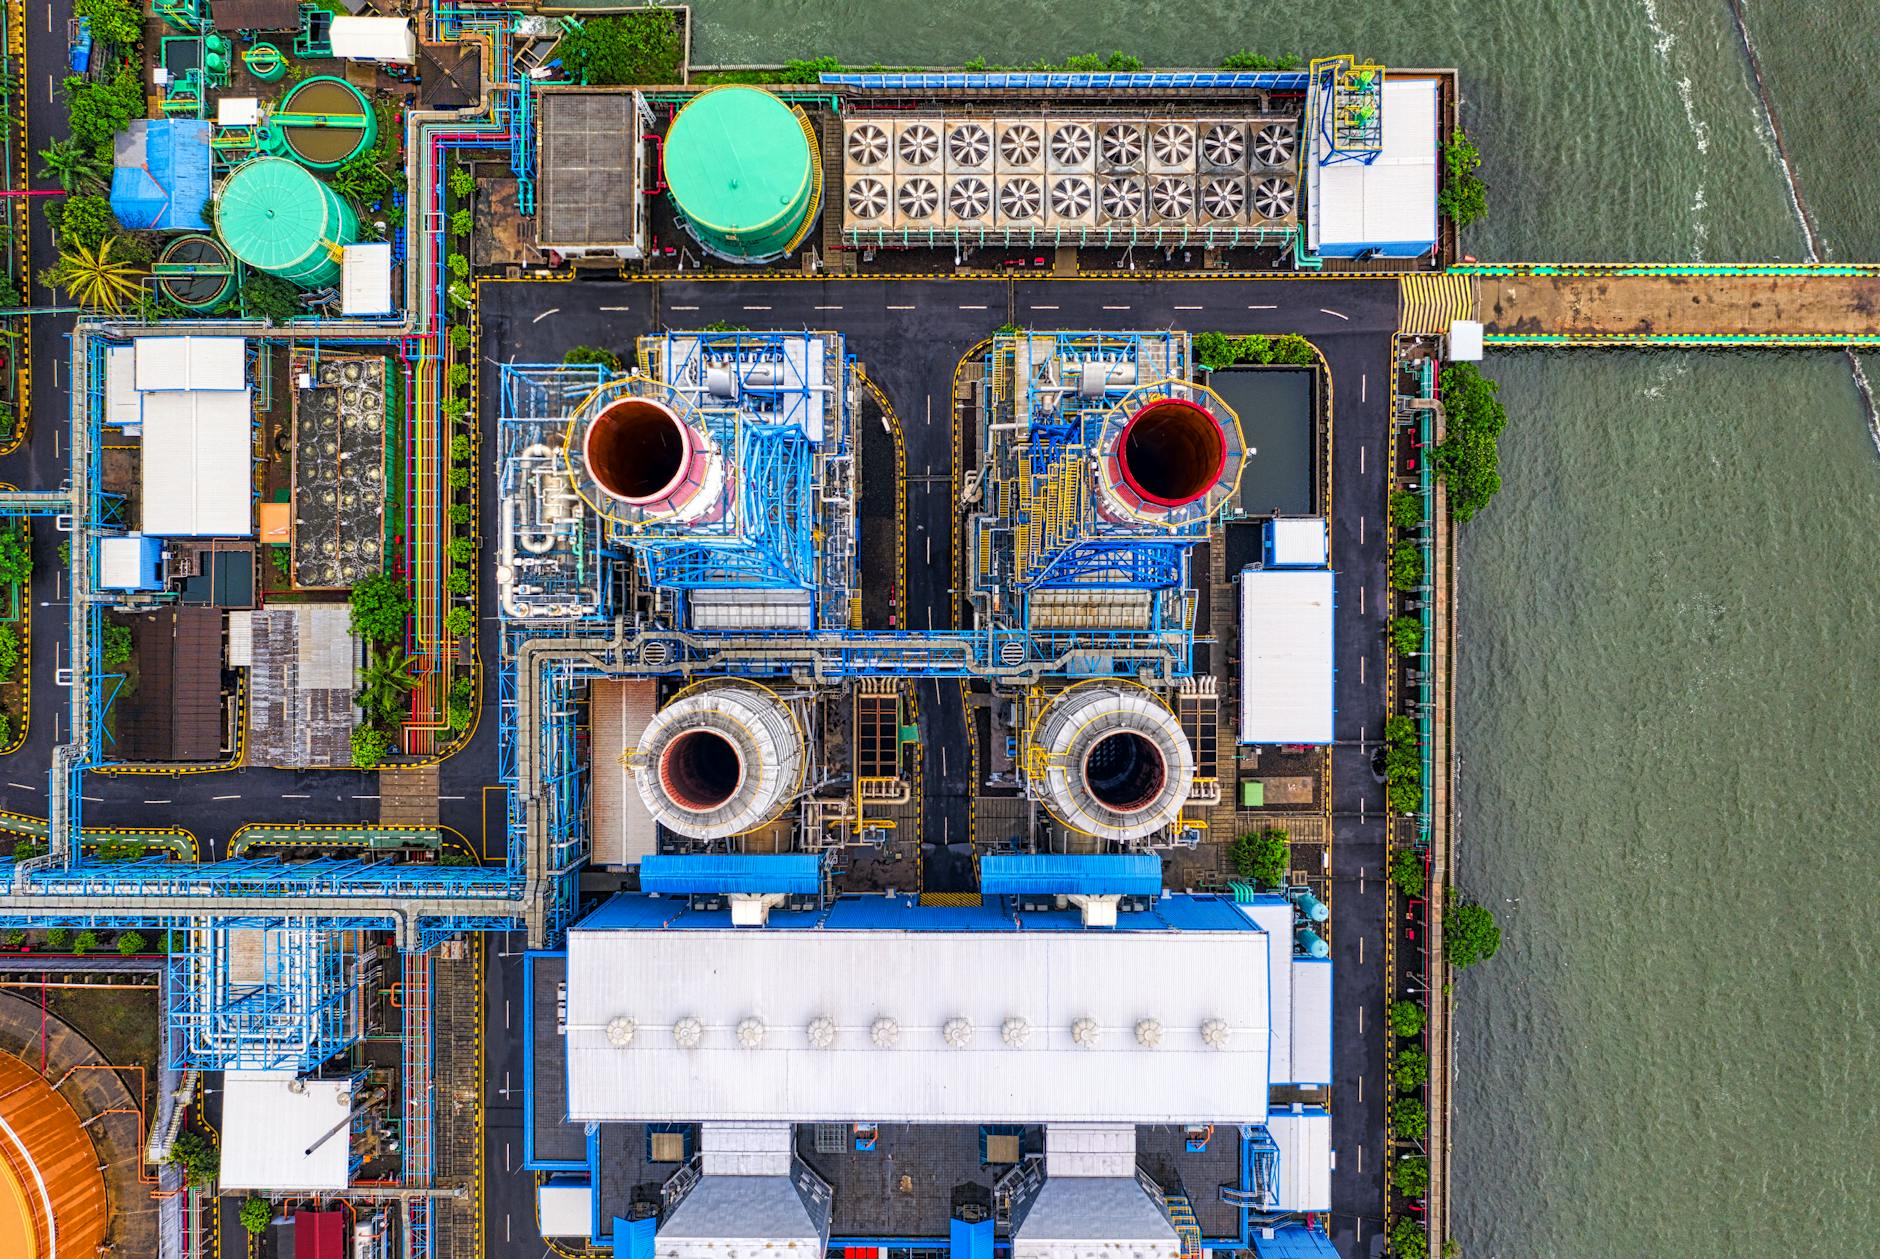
[0,1051,108,1258]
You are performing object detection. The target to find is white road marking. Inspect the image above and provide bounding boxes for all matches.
[351,794,380,800]
[1360,446,1366,475]
[1360,514,1365,544]
[281,793,310,799]
[7,783,38,792]
[1358,1005,1365,1035]
[598,305,632,312]
[1173,304,1203,311]
[668,304,698,311]
[742,304,771,311]
[1359,584,1365,615]
[144,799,172,805]
[82,795,104,803]
[211,794,240,802]
[1320,307,1350,321]
[1362,372,1368,403]
[505,1000,511,1030]
[1102,304,1131,310]
[813,304,844,310]
[1029,304,1059,310]
[887,304,916,311]
[1248,303,1277,310]
[1359,936,1366,964]
[1359,656,1365,685]
[958,304,987,310]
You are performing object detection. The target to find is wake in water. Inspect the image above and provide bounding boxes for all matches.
[1726,0,1880,454]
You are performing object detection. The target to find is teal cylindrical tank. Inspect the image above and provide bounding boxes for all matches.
[1290,890,1329,923]
[1295,927,1329,959]
[661,86,820,263]
[215,157,357,287]
[245,43,287,83]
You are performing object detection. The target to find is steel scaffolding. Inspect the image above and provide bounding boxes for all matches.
[167,922,358,1071]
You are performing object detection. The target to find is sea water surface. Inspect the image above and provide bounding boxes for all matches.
[682,4,1880,1253]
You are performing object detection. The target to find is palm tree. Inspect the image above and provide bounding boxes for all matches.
[38,138,109,192]
[357,651,420,725]
[47,236,144,312]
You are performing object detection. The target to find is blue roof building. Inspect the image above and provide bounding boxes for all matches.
[111,120,213,232]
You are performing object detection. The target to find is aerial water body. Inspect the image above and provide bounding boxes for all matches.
[685,4,1880,1254]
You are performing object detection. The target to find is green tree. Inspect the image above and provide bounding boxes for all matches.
[444,607,474,637]
[1389,847,1424,899]
[557,11,684,85]
[37,137,111,192]
[1389,541,1423,592]
[1220,51,1301,70]
[1445,894,1502,968]
[63,66,144,150]
[447,465,470,490]
[101,621,133,668]
[1389,489,1422,530]
[1270,333,1316,364]
[449,208,473,237]
[1437,128,1487,229]
[447,363,470,389]
[448,503,472,527]
[1433,364,1508,523]
[358,651,420,725]
[1388,615,1423,656]
[446,697,471,730]
[349,573,412,645]
[2,929,24,947]
[72,929,100,955]
[1392,1046,1430,1093]
[350,724,389,768]
[448,166,475,199]
[76,0,143,47]
[450,433,472,461]
[448,326,471,352]
[562,344,623,371]
[42,235,144,312]
[446,569,471,595]
[1392,1154,1430,1199]
[331,146,395,203]
[1192,331,1235,370]
[1386,779,1423,815]
[239,1197,273,1235]
[0,625,20,678]
[1229,827,1290,888]
[1390,1216,1429,1259]
[241,272,303,323]
[446,536,475,565]
[0,527,27,585]
[116,930,146,956]
[44,927,70,950]
[1388,999,1425,1038]
[1392,1096,1428,1139]
[447,252,469,280]
[701,319,750,333]
[777,56,843,84]
[168,1129,219,1186]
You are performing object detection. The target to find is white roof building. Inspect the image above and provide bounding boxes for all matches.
[329,16,416,62]
[341,243,394,316]
[1266,1106,1333,1213]
[1267,516,1330,568]
[218,1071,353,1192]
[1308,77,1439,258]
[139,388,254,537]
[538,1182,595,1238]
[1239,568,1335,744]
[132,335,246,391]
[563,902,1272,1125]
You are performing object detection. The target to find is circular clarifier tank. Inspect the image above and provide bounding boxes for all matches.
[659,729,744,812]
[662,86,820,263]
[1082,730,1168,815]
[276,75,377,169]
[155,234,234,309]
[583,396,693,505]
[1118,397,1228,507]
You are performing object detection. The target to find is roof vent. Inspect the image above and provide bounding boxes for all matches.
[606,1016,637,1048]
[871,1017,901,1049]
[673,1016,704,1048]
[1071,1017,1100,1049]
[943,1017,974,1049]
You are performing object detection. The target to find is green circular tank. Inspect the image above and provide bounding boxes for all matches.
[216,157,358,287]
[155,234,235,309]
[244,43,286,83]
[662,87,820,263]
[275,75,377,169]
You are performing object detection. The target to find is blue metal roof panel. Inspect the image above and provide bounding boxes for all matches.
[950,1217,994,1259]
[1251,1223,1341,1259]
[637,853,822,895]
[979,853,1162,896]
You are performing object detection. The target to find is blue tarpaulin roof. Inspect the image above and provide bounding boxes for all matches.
[1251,1223,1340,1259]
[979,853,1163,897]
[637,853,822,896]
[111,119,212,231]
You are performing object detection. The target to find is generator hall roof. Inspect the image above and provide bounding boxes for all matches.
[537,90,636,247]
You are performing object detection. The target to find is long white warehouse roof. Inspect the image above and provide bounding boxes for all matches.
[564,896,1272,1124]
[1239,568,1334,744]
[139,388,254,537]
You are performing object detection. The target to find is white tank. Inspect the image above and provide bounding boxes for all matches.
[1029,683,1194,842]
[627,681,807,839]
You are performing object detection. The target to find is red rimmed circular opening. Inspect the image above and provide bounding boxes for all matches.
[659,730,743,812]
[584,397,691,504]
[1082,731,1167,814]
[1117,398,1227,508]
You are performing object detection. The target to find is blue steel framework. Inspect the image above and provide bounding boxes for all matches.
[1309,56,1386,167]
[166,922,358,1071]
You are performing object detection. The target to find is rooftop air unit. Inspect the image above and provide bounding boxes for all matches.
[1046,120,1096,173]
[1148,121,1197,173]
[1098,121,1146,172]
[1197,175,1248,226]
[996,174,1046,229]
[1044,173,1096,228]
[945,119,995,173]
[894,120,943,174]
[1199,122,1247,172]
[895,175,943,228]
[845,175,893,231]
[1097,174,1145,225]
[1149,175,1195,226]
[995,119,1045,172]
[1250,122,1298,170]
[945,174,995,227]
[1252,175,1297,221]
[844,120,892,172]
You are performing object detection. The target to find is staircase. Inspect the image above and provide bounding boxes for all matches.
[1164,1194,1203,1259]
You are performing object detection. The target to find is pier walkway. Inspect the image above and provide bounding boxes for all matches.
[1439,263,1880,347]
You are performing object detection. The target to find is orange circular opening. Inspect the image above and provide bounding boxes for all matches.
[1118,398,1227,507]
[1083,731,1167,814]
[659,730,743,812]
[584,398,690,504]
